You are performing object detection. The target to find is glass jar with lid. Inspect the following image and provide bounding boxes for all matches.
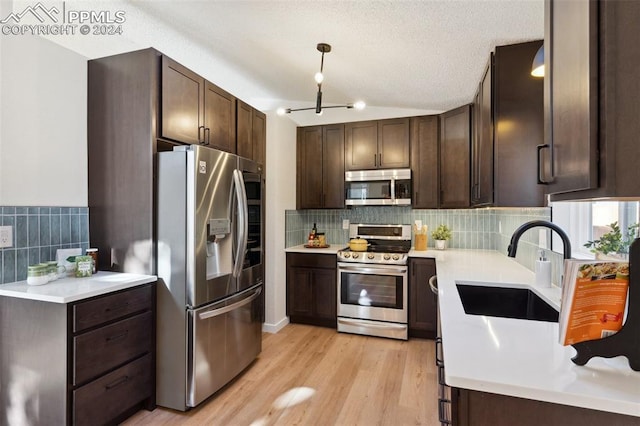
[86,248,98,274]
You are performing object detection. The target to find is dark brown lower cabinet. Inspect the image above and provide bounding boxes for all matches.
[408,257,437,338]
[451,388,639,426]
[0,283,156,425]
[286,252,337,328]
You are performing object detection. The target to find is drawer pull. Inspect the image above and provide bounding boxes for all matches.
[438,365,447,386]
[435,337,444,367]
[105,375,130,390]
[105,302,130,313]
[106,330,129,343]
[438,397,452,424]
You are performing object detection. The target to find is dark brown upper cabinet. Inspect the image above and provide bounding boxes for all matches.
[469,41,545,208]
[297,124,345,209]
[345,118,410,170]
[237,100,266,166]
[252,109,266,168]
[493,41,545,207]
[471,55,494,207]
[411,115,439,209]
[204,82,236,152]
[545,0,640,201]
[439,105,471,209]
[237,100,253,158]
[161,56,203,145]
[161,56,236,153]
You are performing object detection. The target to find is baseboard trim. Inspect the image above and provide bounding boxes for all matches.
[262,316,290,334]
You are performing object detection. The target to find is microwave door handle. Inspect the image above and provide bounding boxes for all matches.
[232,169,248,278]
[391,177,396,203]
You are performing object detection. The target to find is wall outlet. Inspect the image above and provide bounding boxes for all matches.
[342,219,350,230]
[498,220,502,234]
[0,226,13,248]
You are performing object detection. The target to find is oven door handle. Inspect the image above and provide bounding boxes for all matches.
[338,265,407,275]
[338,318,407,330]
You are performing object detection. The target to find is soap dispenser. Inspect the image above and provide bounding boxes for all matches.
[535,249,552,287]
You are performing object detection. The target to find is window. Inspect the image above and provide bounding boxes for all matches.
[551,201,640,258]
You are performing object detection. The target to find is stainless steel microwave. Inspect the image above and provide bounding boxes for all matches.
[345,169,412,206]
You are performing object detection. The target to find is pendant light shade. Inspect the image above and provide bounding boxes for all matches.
[531,45,544,77]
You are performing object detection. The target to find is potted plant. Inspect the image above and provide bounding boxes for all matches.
[583,221,639,259]
[432,224,452,250]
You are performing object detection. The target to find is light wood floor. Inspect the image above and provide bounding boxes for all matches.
[123,324,438,425]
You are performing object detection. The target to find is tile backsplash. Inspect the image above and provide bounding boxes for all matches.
[286,206,561,283]
[285,207,497,250]
[1,204,560,285]
[0,206,89,284]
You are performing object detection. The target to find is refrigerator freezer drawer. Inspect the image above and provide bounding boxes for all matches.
[187,284,263,407]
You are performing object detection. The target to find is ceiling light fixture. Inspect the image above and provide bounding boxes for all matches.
[531,45,544,77]
[277,43,366,116]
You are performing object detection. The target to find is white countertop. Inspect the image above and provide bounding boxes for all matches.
[0,272,157,303]
[285,244,346,254]
[427,249,640,418]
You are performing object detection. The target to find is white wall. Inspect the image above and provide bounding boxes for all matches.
[263,112,297,332]
[0,34,87,206]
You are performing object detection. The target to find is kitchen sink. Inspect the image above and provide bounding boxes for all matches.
[456,284,559,322]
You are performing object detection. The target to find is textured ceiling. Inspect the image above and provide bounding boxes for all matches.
[121,1,543,125]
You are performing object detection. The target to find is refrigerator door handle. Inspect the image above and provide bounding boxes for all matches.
[198,286,262,320]
[232,169,248,278]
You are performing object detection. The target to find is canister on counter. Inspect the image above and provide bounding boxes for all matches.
[86,248,98,274]
[75,255,93,278]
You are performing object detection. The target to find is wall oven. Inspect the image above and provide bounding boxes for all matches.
[345,169,411,206]
[337,224,411,340]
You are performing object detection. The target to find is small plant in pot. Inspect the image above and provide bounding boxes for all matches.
[583,221,639,259]
[432,224,452,250]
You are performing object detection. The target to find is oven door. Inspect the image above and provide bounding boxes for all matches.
[337,262,407,323]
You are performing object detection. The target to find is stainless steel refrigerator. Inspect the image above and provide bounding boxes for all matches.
[156,145,264,410]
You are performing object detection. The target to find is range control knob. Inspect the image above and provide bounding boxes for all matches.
[383,254,391,260]
[367,253,375,259]
[392,255,400,261]
[352,253,360,259]
[343,253,351,258]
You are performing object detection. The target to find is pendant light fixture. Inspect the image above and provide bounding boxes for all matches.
[277,43,366,116]
[531,45,544,77]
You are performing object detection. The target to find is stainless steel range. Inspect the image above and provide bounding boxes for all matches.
[337,224,411,340]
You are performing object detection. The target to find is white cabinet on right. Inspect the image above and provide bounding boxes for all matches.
[544,0,640,201]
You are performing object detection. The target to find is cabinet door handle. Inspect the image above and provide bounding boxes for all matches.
[537,144,551,184]
[198,125,206,144]
[105,375,130,390]
[205,127,211,145]
[379,153,382,166]
[374,154,377,167]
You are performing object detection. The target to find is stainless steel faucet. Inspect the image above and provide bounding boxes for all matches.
[507,220,572,260]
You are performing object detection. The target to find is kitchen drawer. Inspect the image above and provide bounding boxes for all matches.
[73,311,152,385]
[73,284,153,333]
[73,353,152,426]
[286,252,337,269]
